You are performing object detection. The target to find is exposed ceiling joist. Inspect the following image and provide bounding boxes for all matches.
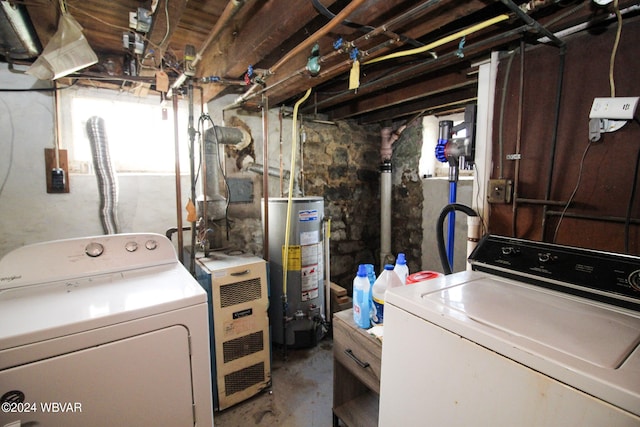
[6,0,637,124]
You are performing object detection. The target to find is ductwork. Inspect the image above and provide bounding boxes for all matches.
[201,125,251,220]
[0,2,41,60]
[86,116,120,235]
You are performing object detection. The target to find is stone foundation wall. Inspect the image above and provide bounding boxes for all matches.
[303,120,381,292]
[221,115,425,294]
[390,122,424,276]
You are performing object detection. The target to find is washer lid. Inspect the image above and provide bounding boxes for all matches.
[424,278,640,369]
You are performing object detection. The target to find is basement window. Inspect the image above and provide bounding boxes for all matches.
[58,86,197,174]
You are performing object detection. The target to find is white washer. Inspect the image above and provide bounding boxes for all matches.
[379,237,640,427]
[0,233,214,427]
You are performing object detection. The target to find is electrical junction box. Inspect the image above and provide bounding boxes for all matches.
[228,177,253,203]
[488,178,512,204]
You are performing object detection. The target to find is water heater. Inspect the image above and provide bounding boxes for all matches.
[264,197,326,347]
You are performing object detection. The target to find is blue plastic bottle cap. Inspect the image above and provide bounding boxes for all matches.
[397,253,406,265]
[357,264,367,277]
[384,264,394,270]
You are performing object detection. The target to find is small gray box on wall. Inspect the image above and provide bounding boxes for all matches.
[228,177,253,203]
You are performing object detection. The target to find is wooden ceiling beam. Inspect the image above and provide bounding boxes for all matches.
[198,0,338,103]
[354,87,478,124]
[326,72,477,120]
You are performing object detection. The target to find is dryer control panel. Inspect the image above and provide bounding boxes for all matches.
[0,233,177,289]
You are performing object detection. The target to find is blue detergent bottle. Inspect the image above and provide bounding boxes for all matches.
[352,264,372,328]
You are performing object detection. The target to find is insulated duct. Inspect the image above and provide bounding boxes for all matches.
[0,1,41,59]
[201,125,250,220]
[86,116,120,235]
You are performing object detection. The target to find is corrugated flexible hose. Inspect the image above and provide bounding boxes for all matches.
[86,116,120,235]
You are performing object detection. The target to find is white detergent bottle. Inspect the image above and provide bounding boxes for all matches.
[352,264,372,329]
[371,264,403,325]
[393,253,410,285]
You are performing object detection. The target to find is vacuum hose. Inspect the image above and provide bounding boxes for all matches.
[437,203,478,275]
[86,116,120,235]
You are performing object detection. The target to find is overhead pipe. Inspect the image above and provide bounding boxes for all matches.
[227,0,445,110]
[170,0,249,95]
[499,0,565,48]
[306,23,533,113]
[226,0,368,109]
[364,13,510,65]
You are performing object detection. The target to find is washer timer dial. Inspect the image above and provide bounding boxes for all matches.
[628,270,640,292]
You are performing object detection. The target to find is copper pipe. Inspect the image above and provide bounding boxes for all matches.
[193,0,250,68]
[172,94,184,263]
[228,0,367,108]
[262,94,270,261]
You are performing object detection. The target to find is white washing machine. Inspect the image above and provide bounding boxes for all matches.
[0,233,214,427]
[380,235,640,426]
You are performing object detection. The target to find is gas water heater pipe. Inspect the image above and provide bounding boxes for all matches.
[281,88,312,359]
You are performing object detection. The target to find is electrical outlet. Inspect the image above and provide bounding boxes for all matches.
[488,179,512,204]
[589,97,639,119]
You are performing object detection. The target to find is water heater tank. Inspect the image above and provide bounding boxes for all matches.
[263,197,325,347]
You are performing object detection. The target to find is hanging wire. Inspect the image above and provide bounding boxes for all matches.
[552,140,594,243]
[609,0,623,97]
[624,138,640,253]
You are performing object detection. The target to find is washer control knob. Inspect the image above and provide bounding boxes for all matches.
[145,239,158,250]
[629,270,640,292]
[501,246,519,256]
[538,252,551,263]
[85,242,104,257]
[125,241,138,252]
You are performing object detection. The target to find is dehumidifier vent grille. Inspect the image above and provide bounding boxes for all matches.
[223,331,264,363]
[220,278,262,307]
[224,362,265,396]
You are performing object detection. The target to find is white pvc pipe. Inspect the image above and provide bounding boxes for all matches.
[380,163,392,268]
[324,218,331,323]
[466,216,482,271]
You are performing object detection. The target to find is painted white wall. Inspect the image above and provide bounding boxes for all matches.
[0,64,191,258]
[421,178,473,274]
[0,63,489,269]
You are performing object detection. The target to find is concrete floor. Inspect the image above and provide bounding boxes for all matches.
[213,338,334,427]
